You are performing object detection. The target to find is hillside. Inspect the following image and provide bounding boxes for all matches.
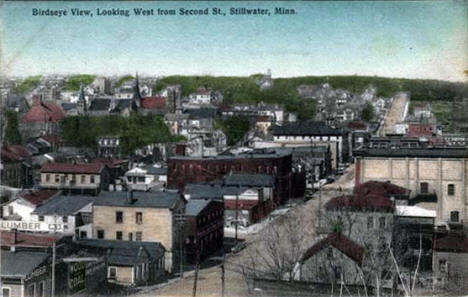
[154,75,467,120]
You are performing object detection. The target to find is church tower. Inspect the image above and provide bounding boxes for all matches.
[77,84,87,115]
[131,73,142,113]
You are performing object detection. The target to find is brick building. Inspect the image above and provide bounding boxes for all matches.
[167,152,297,205]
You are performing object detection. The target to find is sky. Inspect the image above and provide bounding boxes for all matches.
[1,1,467,81]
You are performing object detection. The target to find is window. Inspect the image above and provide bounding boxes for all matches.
[109,267,117,279]
[80,231,87,239]
[420,182,428,194]
[27,284,35,297]
[379,217,386,229]
[46,174,50,182]
[448,184,455,196]
[39,215,44,222]
[128,232,133,241]
[38,282,44,297]
[97,229,105,239]
[450,211,459,222]
[136,212,143,224]
[81,175,85,183]
[367,216,374,229]
[116,211,123,223]
[8,206,13,215]
[62,216,68,223]
[90,175,95,184]
[138,176,145,183]
[55,175,60,183]
[2,288,10,297]
[439,259,447,272]
[136,232,142,241]
[116,231,123,240]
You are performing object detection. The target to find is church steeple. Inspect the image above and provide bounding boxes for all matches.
[132,72,141,113]
[77,84,87,115]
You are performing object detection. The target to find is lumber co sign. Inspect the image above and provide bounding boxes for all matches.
[0,220,64,232]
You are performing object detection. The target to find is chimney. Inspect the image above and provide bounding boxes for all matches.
[127,190,136,204]
[12,228,18,244]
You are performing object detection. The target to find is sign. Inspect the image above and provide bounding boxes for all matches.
[0,220,65,232]
[68,262,86,295]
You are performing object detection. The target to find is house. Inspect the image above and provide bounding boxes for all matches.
[1,251,51,297]
[92,190,186,273]
[139,96,167,115]
[432,232,468,290]
[272,120,351,169]
[40,162,110,195]
[188,87,214,105]
[20,95,66,138]
[97,136,121,158]
[75,239,165,286]
[1,145,33,188]
[124,164,167,191]
[184,182,272,227]
[354,146,468,224]
[296,233,365,286]
[184,199,224,263]
[413,103,432,119]
[26,194,96,237]
[1,189,60,221]
[93,157,129,185]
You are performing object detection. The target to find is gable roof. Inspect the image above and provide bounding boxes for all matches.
[223,173,275,187]
[301,233,365,266]
[32,195,96,216]
[1,145,31,162]
[76,239,165,266]
[88,98,111,111]
[22,97,66,123]
[1,251,50,277]
[325,194,395,213]
[185,199,211,216]
[1,231,65,248]
[354,181,411,197]
[141,96,166,109]
[93,191,181,209]
[434,233,468,253]
[19,189,60,206]
[40,162,105,174]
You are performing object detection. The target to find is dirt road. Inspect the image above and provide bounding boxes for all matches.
[381,93,409,135]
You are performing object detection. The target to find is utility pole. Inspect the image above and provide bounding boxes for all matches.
[235,191,239,242]
[221,252,225,297]
[52,241,56,297]
[192,251,199,297]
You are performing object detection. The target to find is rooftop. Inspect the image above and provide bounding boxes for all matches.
[18,189,60,206]
[1,251,50,277]
[272,121,344,136]
[325,194,394,213]
[223,173,275,187]
[22,97,66,123]
[300,233,364,266]
[93,191,181,209]
[1,231,65,248]
[355,147,468,158]
[32,194,95,216]
[434,233,468,253]
[354,181,411,197]
[185,199,211,216]
[40,162,105,174]
[395,205,436,218]
[76,239,165,266]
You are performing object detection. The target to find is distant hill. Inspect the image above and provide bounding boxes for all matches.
[154,75,467,120]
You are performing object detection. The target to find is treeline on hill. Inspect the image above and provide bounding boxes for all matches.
[14,75,42,94]
[154,75,467,120]
[63,74,96,91]
[61,115,183,155]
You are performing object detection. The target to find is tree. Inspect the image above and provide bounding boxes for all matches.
[3,110,22,145]
[361,103,375,122]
